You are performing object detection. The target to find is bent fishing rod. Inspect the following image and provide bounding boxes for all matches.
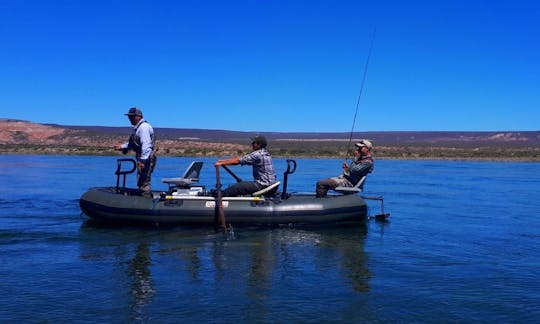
[344,29,376,159]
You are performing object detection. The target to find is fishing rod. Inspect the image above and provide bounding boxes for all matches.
[344,29,376,159]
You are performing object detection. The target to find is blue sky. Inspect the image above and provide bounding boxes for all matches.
[1,0,539,132]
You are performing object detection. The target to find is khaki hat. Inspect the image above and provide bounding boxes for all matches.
[355,139,373,150]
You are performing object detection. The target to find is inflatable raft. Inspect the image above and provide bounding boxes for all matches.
[79,159,370,227]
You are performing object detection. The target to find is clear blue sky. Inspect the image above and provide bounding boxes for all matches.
[1,0,539,132]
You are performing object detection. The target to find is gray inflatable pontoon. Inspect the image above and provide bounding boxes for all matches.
[79,159,369,227]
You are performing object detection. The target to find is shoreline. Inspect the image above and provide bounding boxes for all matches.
[2,144,539,162]
[1,120,539,162]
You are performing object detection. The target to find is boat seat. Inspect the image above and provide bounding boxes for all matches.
[334,176,366,194]
[162,161,204,190]
[252,181,280,197]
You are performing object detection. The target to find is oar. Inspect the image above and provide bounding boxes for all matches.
[222,165,242,183]
[214,165,228,232]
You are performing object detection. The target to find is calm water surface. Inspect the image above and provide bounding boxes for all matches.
[1,155,539,322]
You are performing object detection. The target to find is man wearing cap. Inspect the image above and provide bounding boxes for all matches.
[315,139,374,197]
[214,135,277,196]
[114,107,157,198]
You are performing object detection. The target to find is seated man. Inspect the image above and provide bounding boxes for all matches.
[215,135,277,196]
[315,139,374,197]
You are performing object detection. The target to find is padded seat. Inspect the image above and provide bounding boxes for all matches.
[252,181,280,197]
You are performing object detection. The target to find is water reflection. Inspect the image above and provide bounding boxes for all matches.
[79,223,371,320]
[78,225,156,321]
[243,231,277,321]
[128,242,155,321]
[247,231,275,295]
[180,246,201,282]
[315,225,371,292]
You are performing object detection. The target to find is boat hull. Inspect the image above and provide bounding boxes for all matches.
[79,187,368,226]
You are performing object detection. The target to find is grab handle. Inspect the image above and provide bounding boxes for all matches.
[115,158,137,193]
[281,159,297,199]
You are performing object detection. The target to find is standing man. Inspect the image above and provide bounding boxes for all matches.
[315,139,374,197]
[215,135,277,196]
[114,107,157,198]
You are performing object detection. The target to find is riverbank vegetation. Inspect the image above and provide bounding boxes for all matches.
[2,141,539,162]
[1,120,539,161]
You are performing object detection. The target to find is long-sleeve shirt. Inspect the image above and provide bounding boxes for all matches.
[121,119,155,160]
[345,155,374,185]
[239,148,277,186]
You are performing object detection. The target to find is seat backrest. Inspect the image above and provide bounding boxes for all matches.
[182,161,203,180]
[353,175,366,190]
[334,176,366,194]
[162,161,204,188]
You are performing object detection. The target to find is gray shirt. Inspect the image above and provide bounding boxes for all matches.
[239,148,277,186]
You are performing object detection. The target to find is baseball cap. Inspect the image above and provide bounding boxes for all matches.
[355,139,373,150]
[251,135,268,147]
[125,107,143,117]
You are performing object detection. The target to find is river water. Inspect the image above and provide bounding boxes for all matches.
[1,155,539,322]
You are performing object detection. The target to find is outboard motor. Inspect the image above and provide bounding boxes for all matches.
[281,159,297,200]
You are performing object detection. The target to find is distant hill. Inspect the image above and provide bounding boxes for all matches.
[1,119,539,161]
[57,123,540,147]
